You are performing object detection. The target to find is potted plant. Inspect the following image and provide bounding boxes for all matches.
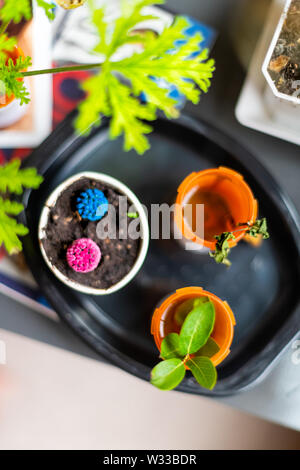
[0,0,215,154]
[174,166,269,265]
[262,0,300,126]
[0,0,215,257]
[38,172,149,295]
[150,286,236,391]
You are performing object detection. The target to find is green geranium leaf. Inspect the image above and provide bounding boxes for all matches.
[174,296,209,326]
[0,159,43,194]
[179,300,215,355]
[0,197,28,255]
[194,337,220,358]
[160,333,184,360]
[0,0,32,24]
[150,358,185,391]
[186,356,217,390]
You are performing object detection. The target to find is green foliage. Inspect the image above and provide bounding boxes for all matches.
[93,0,165,58]
[210,231,235,267]
[0,0,31,24]
[247,217,269,239]
[0,34,16,61]
[150,358,185,391]
[75,0,215,154]
[0,197,29,255]
[0,159,43,194]
[174,298,195,326]
[0,160,43,255]
[0,55,32,105]
[36,0,56,20]
[210,218,270,266]
[194,337,220,358]
[186,357,217,390]
[0,0,214,155]
[160,333,183,360]
[0,0,56,24]
[151,298,219,391]
[127,212,139,218]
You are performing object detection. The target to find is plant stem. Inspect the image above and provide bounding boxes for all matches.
[0,20,10,35]
[21,62,104,77]
[231,225,250,234]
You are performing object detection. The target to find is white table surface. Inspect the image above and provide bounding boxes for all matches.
[0,322,299,450]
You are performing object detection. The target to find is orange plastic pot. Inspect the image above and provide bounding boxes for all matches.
[0,45,26,108]
[151,286,236,366]
[174,167,258,250]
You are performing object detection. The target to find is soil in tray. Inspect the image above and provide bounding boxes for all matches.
[41,177,140,289]
[268,0,300,96]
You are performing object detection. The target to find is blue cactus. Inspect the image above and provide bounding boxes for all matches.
[76,188,108,221]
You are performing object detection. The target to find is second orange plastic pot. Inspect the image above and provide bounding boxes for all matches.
[174,167,258,250]
[151,286,236,367]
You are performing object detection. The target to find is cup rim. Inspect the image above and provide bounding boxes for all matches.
[38,171,150,295]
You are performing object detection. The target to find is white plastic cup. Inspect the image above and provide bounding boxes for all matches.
[38,172,150,295]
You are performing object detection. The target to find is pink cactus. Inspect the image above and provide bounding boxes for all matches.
[66,238,101,273]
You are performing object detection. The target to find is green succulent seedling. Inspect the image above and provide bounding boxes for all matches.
[150,297,220,391]
[209,218,270,267]
[0,0,215,155]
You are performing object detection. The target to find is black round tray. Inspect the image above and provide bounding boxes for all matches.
[20,111,300,396]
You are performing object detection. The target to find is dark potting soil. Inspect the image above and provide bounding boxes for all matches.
[268,0,300,96]
[41,177,141,290]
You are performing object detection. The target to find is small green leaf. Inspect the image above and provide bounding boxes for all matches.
[150,358,185,391]
[174,298,195,326]
[0,159,43,194]
[0,197,28,255]
[186,356,217,390]
[75,1,215,154]
[0,34,17,61]
[160,333,184,360]
[36,0,56,20]
[179,300,215,355]
[0,56,32,106]
[174,296,209,326]
[127,212,139,219]
[0,0,32,24]
[194,338,220,358]
[210,231,235,266]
